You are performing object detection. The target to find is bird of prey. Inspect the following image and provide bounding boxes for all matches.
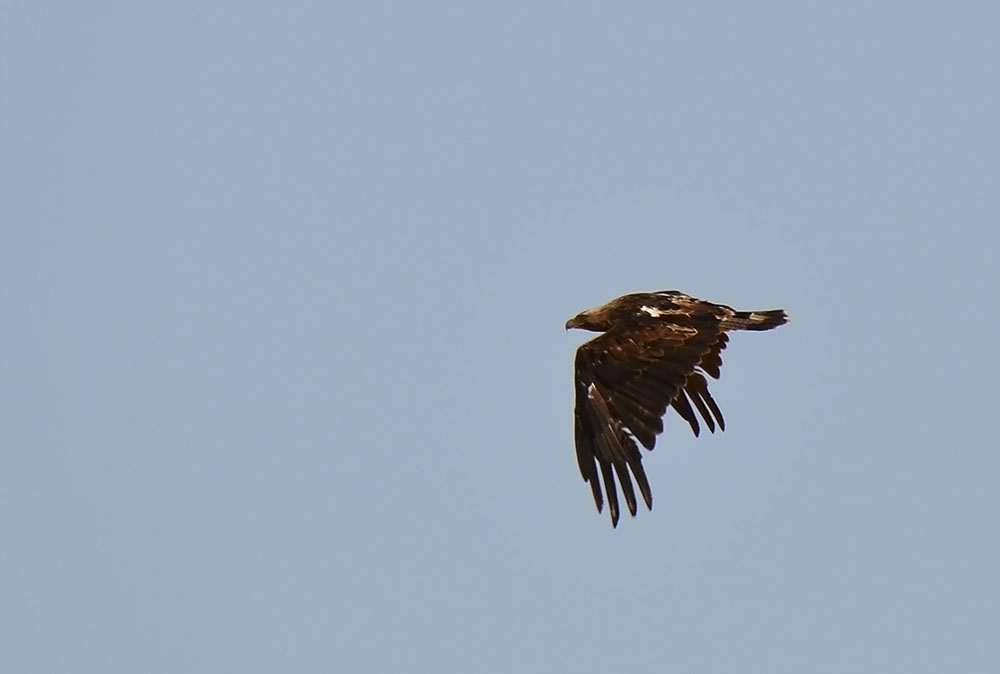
[566,290,787,526]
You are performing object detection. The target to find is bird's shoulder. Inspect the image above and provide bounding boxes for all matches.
[607,290,729,323]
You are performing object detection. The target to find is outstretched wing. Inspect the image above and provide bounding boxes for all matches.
[573,320,727,526]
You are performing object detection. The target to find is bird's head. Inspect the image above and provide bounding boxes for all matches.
[565,307,612,332]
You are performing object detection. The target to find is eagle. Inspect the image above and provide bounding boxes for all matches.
[566,290,787,526]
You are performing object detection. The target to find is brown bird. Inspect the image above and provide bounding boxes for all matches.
[566,290,787,526]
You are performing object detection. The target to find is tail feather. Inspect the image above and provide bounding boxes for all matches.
[722,308,788,331]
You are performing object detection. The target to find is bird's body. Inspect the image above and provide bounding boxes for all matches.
[566,290,787,526]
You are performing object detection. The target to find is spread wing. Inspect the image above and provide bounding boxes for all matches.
[573,321,728,526]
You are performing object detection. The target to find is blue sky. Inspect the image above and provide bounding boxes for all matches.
[3,2,999,672]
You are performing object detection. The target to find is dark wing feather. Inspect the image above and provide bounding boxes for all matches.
[671,391,701,437]
[684,372,726,431]
[573,320,725,526]
[698,332,729,379]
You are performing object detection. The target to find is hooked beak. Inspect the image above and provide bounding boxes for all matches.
[565,314,583,331]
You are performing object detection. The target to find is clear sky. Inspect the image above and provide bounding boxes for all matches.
[4,2,999,672]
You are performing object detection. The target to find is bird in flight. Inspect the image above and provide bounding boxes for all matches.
[566,290,787,526]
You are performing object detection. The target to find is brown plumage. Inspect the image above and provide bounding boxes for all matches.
[566,290,787,527]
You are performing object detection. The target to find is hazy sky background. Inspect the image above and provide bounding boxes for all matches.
[4,2,999,672]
